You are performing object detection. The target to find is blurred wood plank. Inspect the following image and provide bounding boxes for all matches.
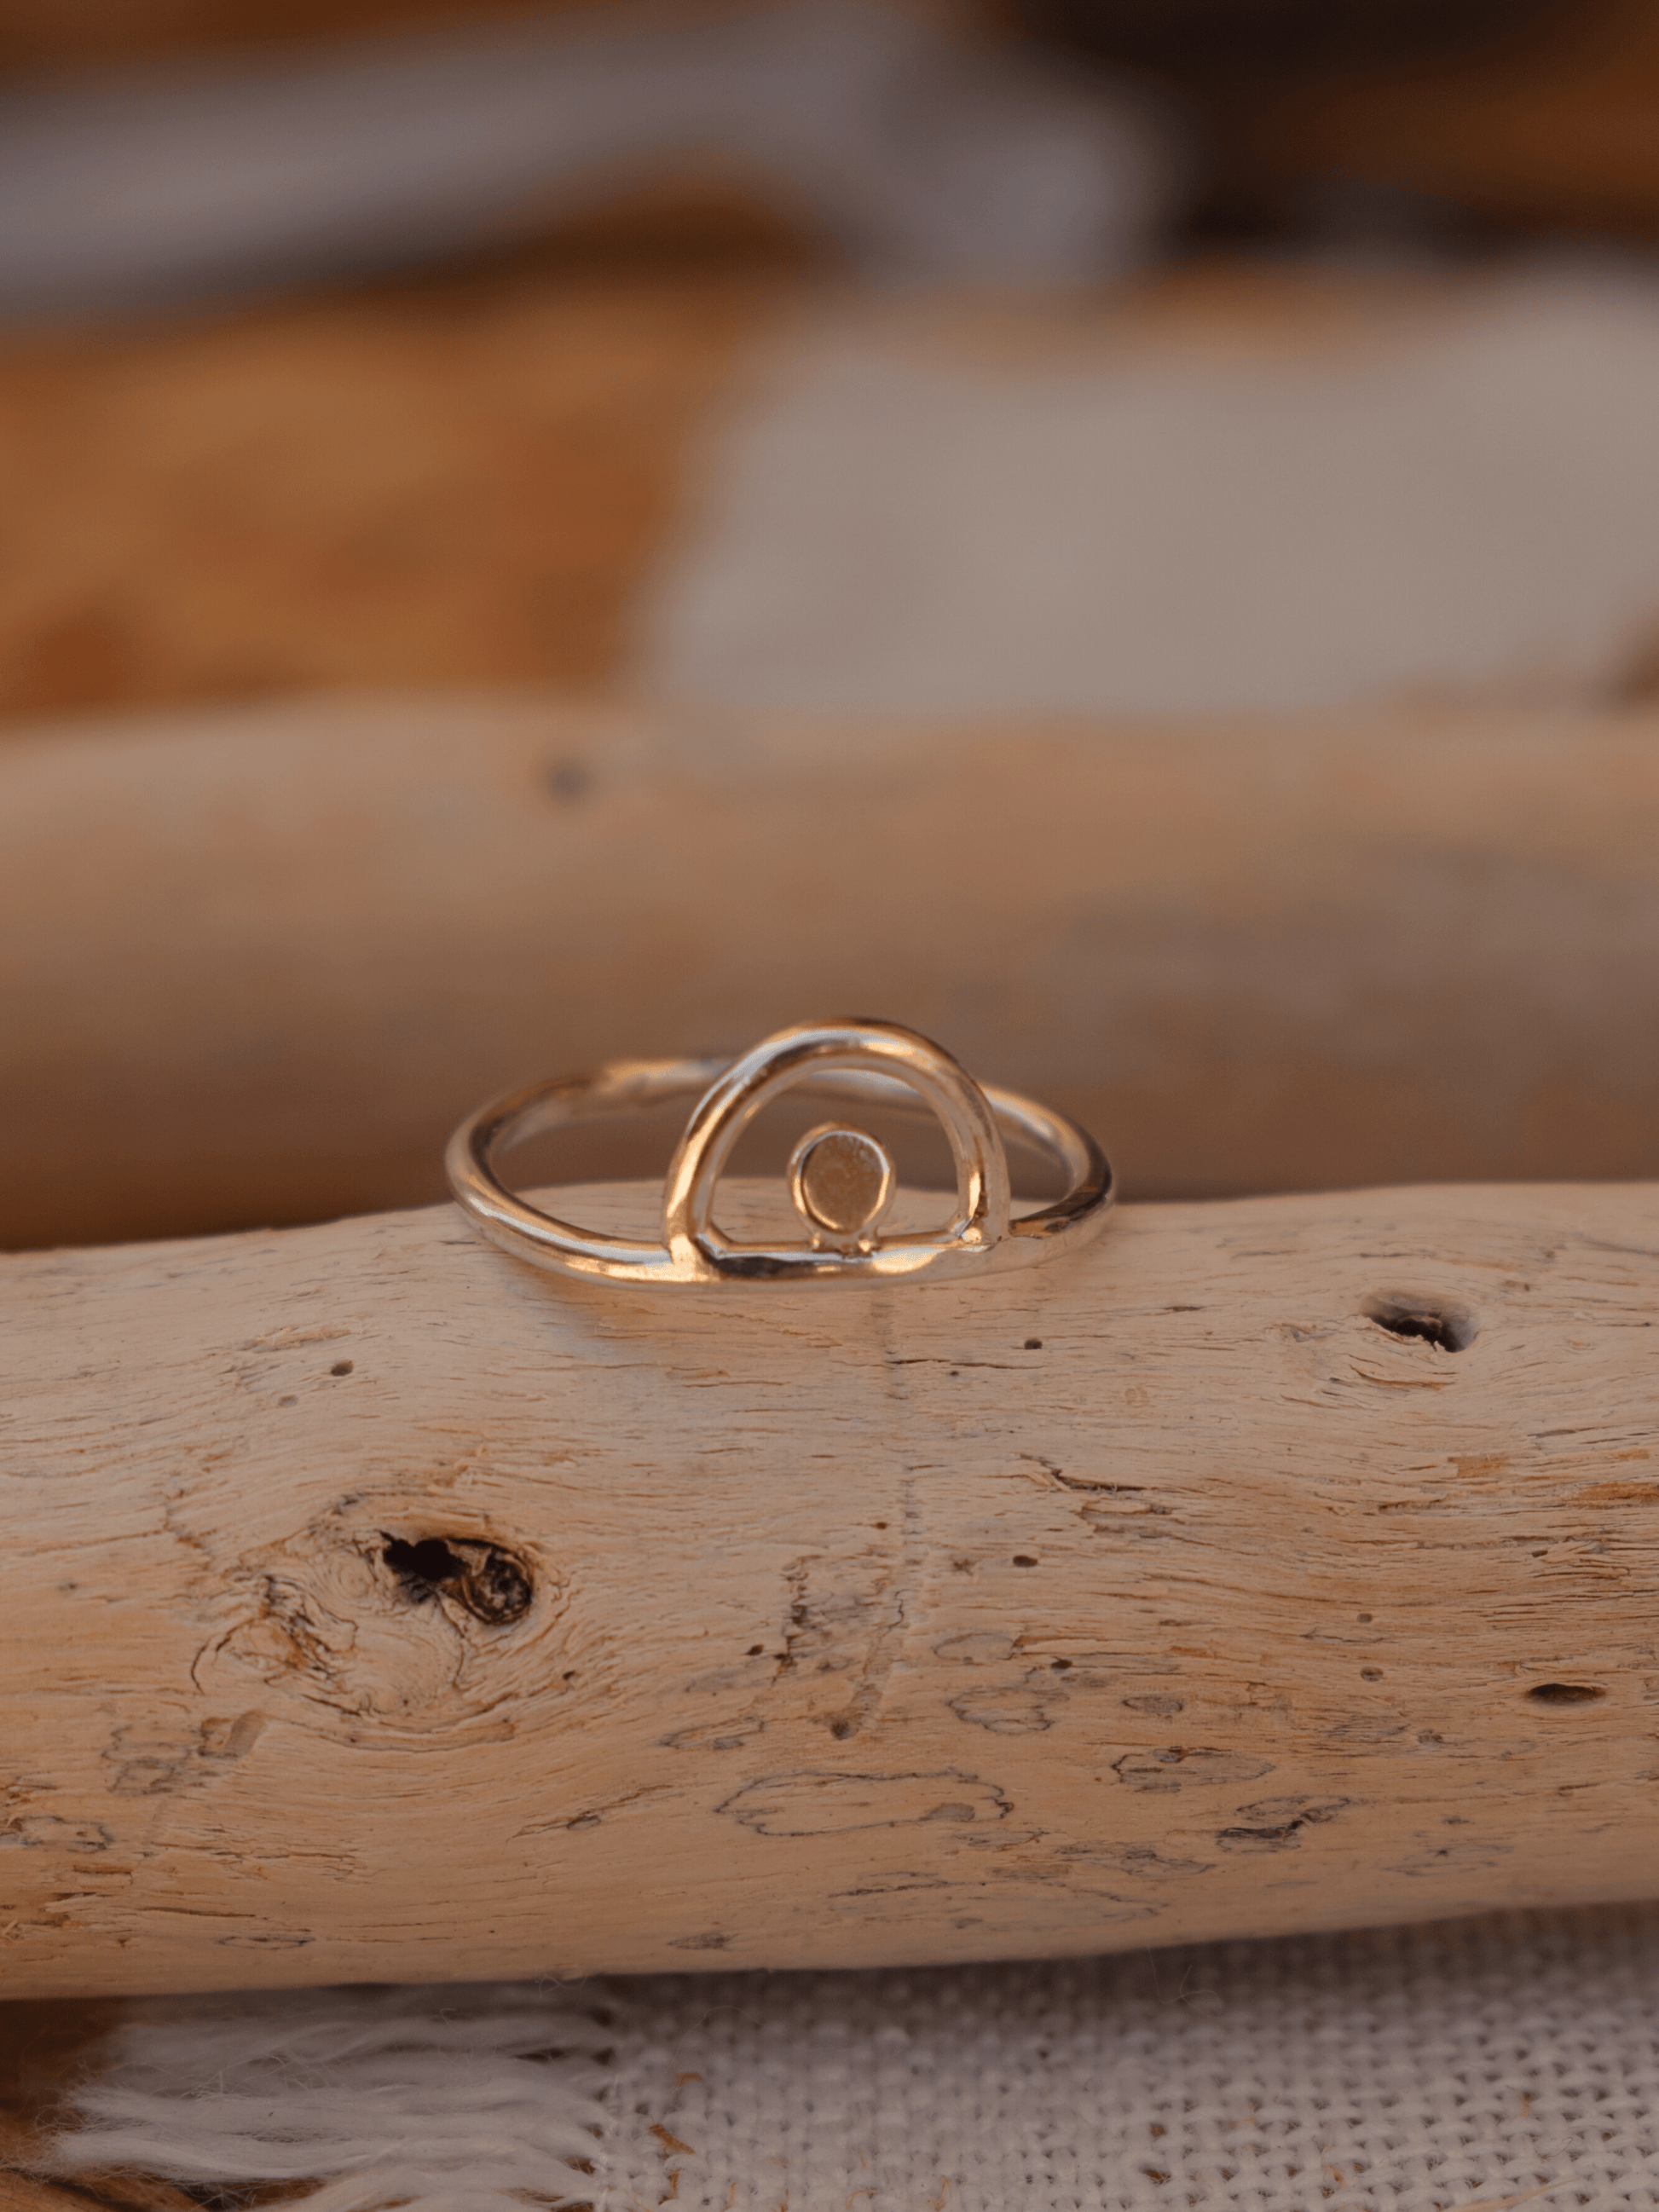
[0,254,781,722]
[0,258,1497,736]
[8,258,1647,739]
[2,693,1656,1249]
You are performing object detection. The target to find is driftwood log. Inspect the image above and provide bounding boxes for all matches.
[3,696,1658,1250]
[3,1175,1656,1999]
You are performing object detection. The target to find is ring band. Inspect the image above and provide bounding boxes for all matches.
[445,1018,1114,1288]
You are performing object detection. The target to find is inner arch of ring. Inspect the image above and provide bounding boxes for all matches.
[662,1033,1011,1262]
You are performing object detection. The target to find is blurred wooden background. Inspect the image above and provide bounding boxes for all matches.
[0,238,783,722]
[0,0,1654,1252]
[4,0,1656,233]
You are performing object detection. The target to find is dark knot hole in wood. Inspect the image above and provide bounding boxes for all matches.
[381,1533,534,1625]
[1527,1682,1608,1706]
[1362,1292,1477,1353]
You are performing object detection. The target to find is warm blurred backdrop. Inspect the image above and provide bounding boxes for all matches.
[1,0,1656,1251]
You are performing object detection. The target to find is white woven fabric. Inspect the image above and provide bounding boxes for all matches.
[56,1904,1659,2211]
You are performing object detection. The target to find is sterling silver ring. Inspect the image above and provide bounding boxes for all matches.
[445,1018,1114,1288]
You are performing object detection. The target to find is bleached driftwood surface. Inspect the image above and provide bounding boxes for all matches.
[3,695,1658,1250]
[3,1176,1656,1999]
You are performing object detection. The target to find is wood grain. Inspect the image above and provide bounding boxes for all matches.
[3,1176,1656,1997]
[3,696,1657,1249]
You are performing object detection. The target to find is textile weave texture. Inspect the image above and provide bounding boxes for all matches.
[56,1903,1659,2211]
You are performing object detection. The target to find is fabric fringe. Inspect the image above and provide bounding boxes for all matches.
[49,1983,613,2212]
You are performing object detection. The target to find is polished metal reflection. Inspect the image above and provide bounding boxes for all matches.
[445,1017,1114,1287]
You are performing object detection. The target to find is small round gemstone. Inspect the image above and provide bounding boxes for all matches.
[790,1126,894,1240]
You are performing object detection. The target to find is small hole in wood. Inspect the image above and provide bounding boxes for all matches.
[384,1535,461,1590]
[1363,1294,1476,1353]
[1527,1682,1606,1706]
[381,1534,533,1625]
[1012,1555,1039,1568]
[330,1360,354,1377]
[1023,1338,1043,1351]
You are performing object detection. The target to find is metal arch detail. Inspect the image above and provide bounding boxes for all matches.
[446,1017,1113,1289]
